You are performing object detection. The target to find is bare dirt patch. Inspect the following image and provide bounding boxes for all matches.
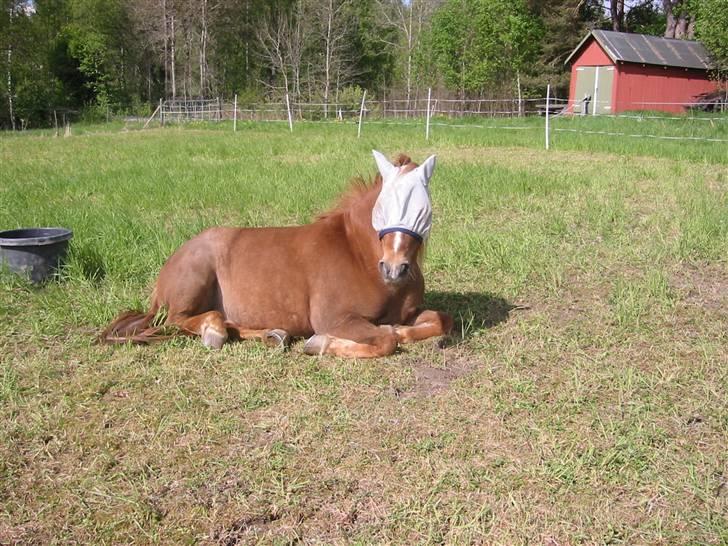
[395,351,483,399]
[671,262,728,314]
[212,511,283,546]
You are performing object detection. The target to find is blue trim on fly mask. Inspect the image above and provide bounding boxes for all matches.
[377,227,423,242]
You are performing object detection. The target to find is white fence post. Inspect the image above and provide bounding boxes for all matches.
[285,93,293,132]
[357,90,367,138]
[425,88,432,141]
[233,94,238,132]
[545,84,551,150]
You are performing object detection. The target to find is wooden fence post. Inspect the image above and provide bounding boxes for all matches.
[233,94,237,132]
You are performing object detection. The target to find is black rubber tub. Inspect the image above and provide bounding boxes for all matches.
[0,227,74,283]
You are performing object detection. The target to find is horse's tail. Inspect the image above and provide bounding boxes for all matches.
[100,298,176,345]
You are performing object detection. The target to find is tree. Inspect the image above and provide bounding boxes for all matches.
[345,0,396,94]
[526,0,604,95]
[256,2,308,102]
[695,0,728,79]
[610,0,625,31]
[376,0,437,108]
[307,0,354,117]
[431,0,542,99]
[2,0,19,129]
[663,0,696,38]
[624,1,665,35]
[2,0,69,129]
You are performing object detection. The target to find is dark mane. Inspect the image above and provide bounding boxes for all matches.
[317,154,415,221]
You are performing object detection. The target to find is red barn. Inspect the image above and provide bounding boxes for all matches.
[565,30,717,114]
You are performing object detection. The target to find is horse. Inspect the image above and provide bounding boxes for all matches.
[101,151,453,358]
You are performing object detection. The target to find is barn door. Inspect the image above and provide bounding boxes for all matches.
[573,67,595,114]
[594,66,615,114]
[573,66,614,115]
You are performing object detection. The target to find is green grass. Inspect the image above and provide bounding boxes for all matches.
[1,119,726,544]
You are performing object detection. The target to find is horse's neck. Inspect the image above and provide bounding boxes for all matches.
[343,199,381,273]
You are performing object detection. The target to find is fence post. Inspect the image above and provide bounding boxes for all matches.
[159,98,164,126]
[425,88,432,141]
[233,94,238,132]
[285,93,293,132]
[357,90,367,138]
[545,84,551,150]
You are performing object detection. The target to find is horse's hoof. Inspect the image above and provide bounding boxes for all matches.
[202,327,227,350]
[303,334,330,356]
[264,329,291,350]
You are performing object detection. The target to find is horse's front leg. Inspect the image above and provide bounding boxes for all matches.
[394,309,453,344]
[304,318,398,358]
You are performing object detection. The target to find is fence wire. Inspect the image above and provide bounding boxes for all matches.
[136,94,728,148]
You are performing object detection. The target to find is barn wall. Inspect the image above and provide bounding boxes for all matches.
[614,63,717,113]
[567,39,615,112]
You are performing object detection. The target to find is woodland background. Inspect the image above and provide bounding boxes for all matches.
[1,0,727,129]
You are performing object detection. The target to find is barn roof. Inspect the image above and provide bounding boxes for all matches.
[565,30,713,70]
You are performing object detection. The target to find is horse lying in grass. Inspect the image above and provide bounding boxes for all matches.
[102,151,452,358]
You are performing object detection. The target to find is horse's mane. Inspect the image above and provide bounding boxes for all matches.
[317,154,416,221]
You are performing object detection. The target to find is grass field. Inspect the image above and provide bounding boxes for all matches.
[1,117,727,544]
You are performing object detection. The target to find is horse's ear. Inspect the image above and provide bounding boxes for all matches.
[372,150,398,181]
[417,154,437,185]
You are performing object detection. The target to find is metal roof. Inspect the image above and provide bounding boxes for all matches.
[565,30,713,70]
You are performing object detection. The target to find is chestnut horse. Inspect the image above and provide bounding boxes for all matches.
[102,151,452,358]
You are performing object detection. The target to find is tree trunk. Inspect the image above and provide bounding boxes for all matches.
[405,4,413,115]
[200,0,208,96]
[6,46,14,131]
[7,4,15,130]
[686,17,695,40]
[323,0,333,119]
[610,0,624,32]
[675,13,689,39]
[162,0,169,98]
[663,0,679,38]
[170,13,177,98]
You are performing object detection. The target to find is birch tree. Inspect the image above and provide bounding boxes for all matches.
[4,0,16,129]
[257,4,309,103]
[309,0,352,117]
[376,0,436,109]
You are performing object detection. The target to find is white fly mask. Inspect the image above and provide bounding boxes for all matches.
[371,150,437,242]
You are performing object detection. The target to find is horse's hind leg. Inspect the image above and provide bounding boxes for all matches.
[224,323,292,350]
[174,311,229,349]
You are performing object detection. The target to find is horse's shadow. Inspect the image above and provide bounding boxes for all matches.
[424,291,518,340]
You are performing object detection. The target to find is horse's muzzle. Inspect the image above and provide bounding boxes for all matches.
[379,261,410,284]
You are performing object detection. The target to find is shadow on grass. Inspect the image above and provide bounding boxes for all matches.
[71,245,107,283]
[424,291,517,340]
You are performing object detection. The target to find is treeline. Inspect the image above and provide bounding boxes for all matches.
[1,0,726,128]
